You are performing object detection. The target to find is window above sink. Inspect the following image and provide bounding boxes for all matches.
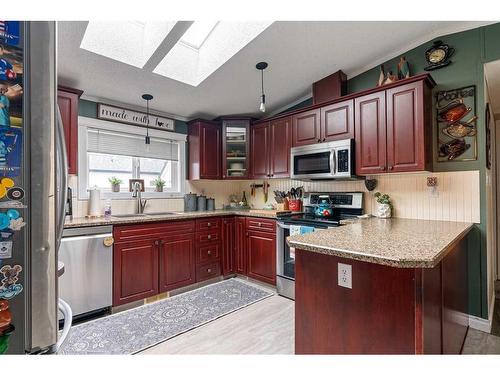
[78,117,187,200]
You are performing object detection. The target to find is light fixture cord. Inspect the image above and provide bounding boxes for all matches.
[146,99,150,137]
[261,69,264,96]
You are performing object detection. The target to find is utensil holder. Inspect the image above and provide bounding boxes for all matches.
[288,199,302,212]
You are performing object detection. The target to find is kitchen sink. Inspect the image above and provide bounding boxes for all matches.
[111,213,147,218]
[145,212,179,216]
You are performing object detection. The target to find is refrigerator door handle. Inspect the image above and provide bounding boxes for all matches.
[56,108,68,248]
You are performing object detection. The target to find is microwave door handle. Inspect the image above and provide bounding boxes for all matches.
[330,150,336,176]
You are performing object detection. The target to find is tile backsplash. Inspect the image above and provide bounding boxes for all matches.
[69,170,480,224]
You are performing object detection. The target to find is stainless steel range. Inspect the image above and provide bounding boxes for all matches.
[276,192,363,300]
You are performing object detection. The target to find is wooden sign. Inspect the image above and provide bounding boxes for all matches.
[97,103,175,132]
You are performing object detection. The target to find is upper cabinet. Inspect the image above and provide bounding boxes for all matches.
[292,99,354,146]
[292,109,321,147]
[57,86,83,174]
[251,116,292,179]
[188,119,222,180]
[321,99,354,142]
[354,77,434,175]
[221,117,251,179]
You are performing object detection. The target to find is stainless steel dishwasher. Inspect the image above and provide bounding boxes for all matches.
[58,226,114,318]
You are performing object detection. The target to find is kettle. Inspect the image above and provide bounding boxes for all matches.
[314,195,333,217]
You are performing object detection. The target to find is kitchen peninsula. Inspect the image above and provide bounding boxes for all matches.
[288,217,473,354]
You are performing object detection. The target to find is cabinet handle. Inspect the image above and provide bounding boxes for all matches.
[388,165,393,171]
[207,268,212,273]
[207,250,211,255]
[379,166,386,171]
[207,222,211,227]
[154,240,159,246]
[258,222,262,227]
[208,234,212,240]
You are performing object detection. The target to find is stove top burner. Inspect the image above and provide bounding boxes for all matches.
[280,212,353,227]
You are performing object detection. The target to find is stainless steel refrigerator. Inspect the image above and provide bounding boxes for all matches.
[0,21,68,354]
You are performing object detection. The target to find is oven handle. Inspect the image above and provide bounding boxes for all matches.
[277,222,290,230]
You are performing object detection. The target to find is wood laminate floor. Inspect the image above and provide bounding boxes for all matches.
[140,278,500,355]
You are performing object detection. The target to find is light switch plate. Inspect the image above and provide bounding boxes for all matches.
[338,263,352,289]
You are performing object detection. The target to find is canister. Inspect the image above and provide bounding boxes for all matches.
[206,198,215,211]
[197,195,207,211]
[184,193,197,212]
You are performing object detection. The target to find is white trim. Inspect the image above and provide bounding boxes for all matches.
[80,95,190,122]
[468,292,496,333]
[264,92,312,118]
[77,116,186,200]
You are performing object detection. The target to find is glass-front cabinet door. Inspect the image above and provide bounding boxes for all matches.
[221,117,251,179]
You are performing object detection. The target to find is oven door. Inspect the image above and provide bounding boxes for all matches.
[291,147,334,179]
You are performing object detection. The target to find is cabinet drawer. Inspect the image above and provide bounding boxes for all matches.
[114,220,195,243]
[196,242,221,264]
[196,229,221,243]
[196,261,221,282]
[246,217,276,233]
[196,217,221,231]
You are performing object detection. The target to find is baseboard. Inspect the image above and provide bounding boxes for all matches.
[468,293,496,333]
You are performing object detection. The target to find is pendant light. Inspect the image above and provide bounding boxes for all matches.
[256,62,268,113]
[142,93,153,148]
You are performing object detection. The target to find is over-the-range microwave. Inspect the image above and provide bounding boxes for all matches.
[290,139,356,180]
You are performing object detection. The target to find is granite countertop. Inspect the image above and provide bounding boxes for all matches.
[287,217,473,268]
[64,209,281,228]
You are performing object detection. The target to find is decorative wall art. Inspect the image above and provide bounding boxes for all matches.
[437,85,477,162]
[97,103,175,132]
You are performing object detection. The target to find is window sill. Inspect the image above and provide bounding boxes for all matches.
[78,192,185,200]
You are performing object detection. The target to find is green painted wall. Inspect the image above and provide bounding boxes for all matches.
[78,99,189,135]
[279,23,500,319]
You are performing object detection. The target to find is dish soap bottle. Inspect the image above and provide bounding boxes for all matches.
[104,199,112,218]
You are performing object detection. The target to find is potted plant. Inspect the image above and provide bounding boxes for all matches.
[152,177,166,192]
[374,192,392,218]
[108,176,122,192]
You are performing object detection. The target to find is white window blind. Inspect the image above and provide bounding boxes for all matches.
[87,128,179,161]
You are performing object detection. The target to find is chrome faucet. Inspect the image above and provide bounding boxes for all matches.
[132,181,148,214]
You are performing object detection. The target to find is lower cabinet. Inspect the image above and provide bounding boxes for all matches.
[112,216,277,306]
[159,233,195,293]
[222,217,236,275]
[235,217,247,275]
[246,230,276,285]
[113,240,159,306]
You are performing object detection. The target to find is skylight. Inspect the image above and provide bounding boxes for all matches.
[154,21,272,86]
[180,21,218,49]
[80,21,176,68]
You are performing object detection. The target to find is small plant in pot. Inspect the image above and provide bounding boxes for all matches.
[374,192,392,218]
[108,176,122,192]
[153,177,166,192]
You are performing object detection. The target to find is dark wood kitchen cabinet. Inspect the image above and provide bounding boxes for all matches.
[195,217,222,282]
[292,108,321,147]
[250,117,291,179]
[57,86,83,175]
[269,117,292,178]
[235,217,247,275]
[354,91,387,175]
[113,240,159,306]
[355,76,434,175]
[385,80,432,173]
[159,233,195,292]
[246,218,276,285]
[320,99,354,142]
[222,217,236,275]
[250,122,270,179]
[188,119,222,180]
[220,117,251,179]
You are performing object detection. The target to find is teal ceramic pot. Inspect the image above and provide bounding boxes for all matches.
[314,196,333,217]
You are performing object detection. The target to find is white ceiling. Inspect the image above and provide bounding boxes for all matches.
[58,21,491,121]
[485,60,500,118]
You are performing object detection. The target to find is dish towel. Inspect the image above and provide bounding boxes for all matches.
[289,225,315,259]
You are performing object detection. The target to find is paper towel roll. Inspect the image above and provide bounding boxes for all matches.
[88,187,101,217]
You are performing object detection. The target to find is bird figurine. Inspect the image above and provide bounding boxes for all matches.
[377,64,386,87]
[397,56,410,80]
[383,70,398,85]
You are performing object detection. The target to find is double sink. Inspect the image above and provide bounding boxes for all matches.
[111,212,182,218]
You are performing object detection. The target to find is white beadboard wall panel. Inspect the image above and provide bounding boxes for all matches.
[241,170,480,223]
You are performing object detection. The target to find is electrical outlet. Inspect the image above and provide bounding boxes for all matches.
[338,263,352,289]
